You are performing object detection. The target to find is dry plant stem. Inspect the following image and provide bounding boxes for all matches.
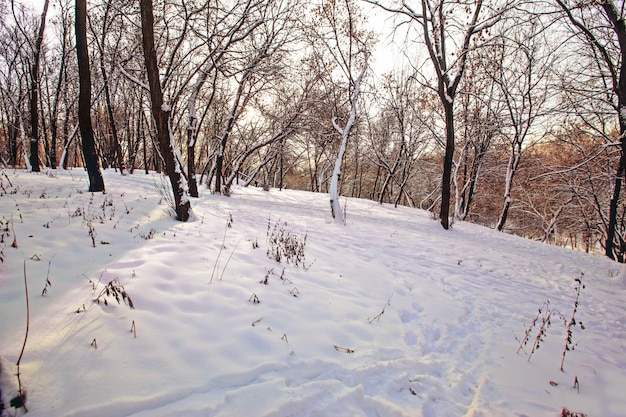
[219,238,242,281]
[529,305,553,361]
[42,257,53,296]
[16,260,29,412]
[131,320,137,338]
[11,217,18,248]
[88,222,96,247]
[560,275,585,372]
[210,224,228,283]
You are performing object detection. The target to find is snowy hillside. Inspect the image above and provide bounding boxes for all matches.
[0,169,624,417]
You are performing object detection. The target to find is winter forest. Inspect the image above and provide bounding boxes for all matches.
[2,0,626,416]
[2,0,626,260]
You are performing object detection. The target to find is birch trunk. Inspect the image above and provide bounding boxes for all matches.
[330,59,368,224]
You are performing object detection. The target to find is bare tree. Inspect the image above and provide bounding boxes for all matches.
[47,0,73,169]
[185,0,264,197]
[11,0,49,172]
[88,0,126,174]
[491,17,552,231]
[306,0,374,223]
[555,0,626,260]
[453,54,501,221]
[370,73,431,207]
[368,0,505,229]
[139,0,191,221]
[0,4,31,169]
[75,0,105,191]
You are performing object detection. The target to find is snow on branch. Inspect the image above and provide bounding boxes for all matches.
[118,64,150,91]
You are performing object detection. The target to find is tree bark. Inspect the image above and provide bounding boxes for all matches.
[556,0,626,260]
[75,0,105,192]
[139,0,191,221]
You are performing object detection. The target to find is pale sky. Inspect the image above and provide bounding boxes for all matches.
[21,0,45,10]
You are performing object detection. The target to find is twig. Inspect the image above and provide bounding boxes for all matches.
[91,338,98,349]
[130,320,137,338]
[369,292,393,323]
[16,260,29,412]
[333,344,355,354]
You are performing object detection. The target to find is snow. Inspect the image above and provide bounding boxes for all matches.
[0,169,625,417]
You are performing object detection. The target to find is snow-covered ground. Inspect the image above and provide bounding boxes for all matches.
[0,169,624,417]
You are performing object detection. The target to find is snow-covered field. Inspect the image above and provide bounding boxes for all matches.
[0,169,624,417]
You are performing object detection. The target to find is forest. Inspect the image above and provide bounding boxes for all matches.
[1,0,625,261]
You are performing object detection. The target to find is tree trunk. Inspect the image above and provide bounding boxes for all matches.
[28,0,49,172]
[187,127,199,197]
[329,60,368,223]
[603,1,626,260]
[139,0,191,221]
[75,0,105,192]
[496,142,522,231]
[439,99,455,229]
[10,115,18,167]
[605,110,626,259]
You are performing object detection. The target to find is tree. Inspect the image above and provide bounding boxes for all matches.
[555,0,626,260]
[185,0,265,197]
[88,0,126,174]
[75,0,105,191]
[11,0,49,172]
[47,0,73,169]
[139,0,191,221]
[491,16,551,232]
[367,0,505,228]
[306,0,373,223]
[370,73,432,207]
[0,3,31,169]
[453,54,500,221]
